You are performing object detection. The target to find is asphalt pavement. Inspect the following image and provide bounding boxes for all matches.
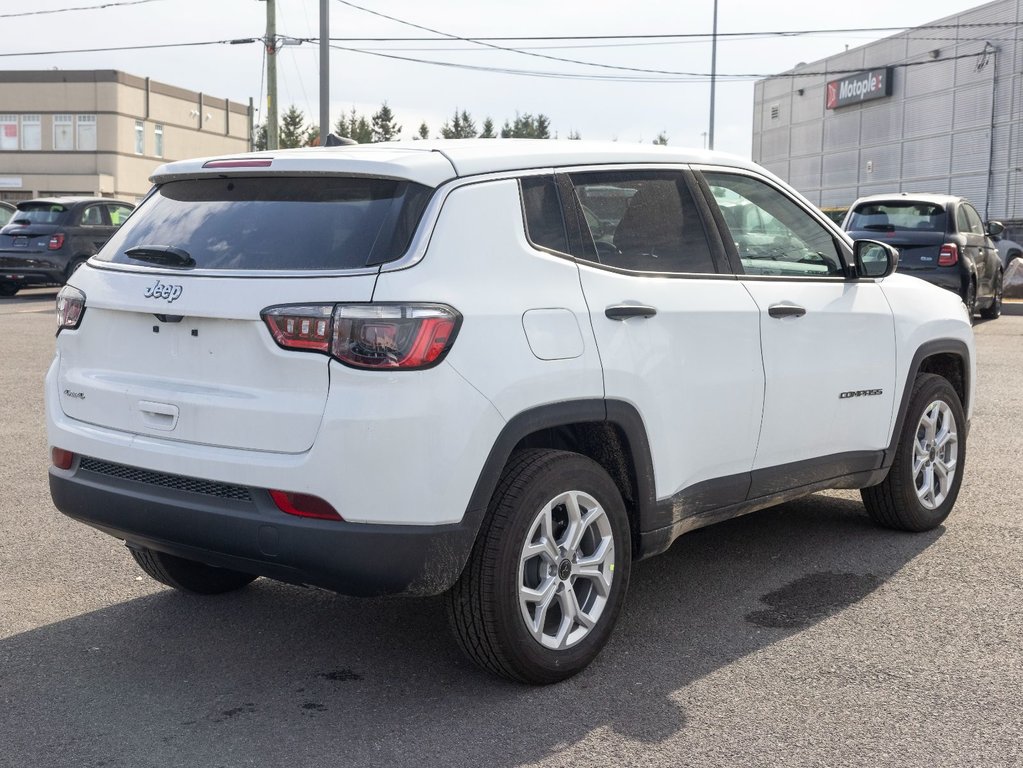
[1,289,1020,768]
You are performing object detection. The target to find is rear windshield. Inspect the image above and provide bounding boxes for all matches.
[846,202,946,233]
[97,176,433,270]
[11,203,69,225]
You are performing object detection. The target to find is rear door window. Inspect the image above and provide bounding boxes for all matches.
[566,170,719,274]
[79,204,108,227]
[97,177,433,271]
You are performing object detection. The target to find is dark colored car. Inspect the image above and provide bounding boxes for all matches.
[842,193,1003,319]
[0,197,134,296]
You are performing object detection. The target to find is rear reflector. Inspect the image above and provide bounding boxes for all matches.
[202,159,273,169]
[52,448,75,470]
[269,490,343,521]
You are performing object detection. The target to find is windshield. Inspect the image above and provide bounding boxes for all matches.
[847,202,946,233]
[98,176,433,271]
[11,203,69,225]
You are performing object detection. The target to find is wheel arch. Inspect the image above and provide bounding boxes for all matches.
[461,399,656,559]
[884,339,971,467]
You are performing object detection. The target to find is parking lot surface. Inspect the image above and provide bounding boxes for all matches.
[1,289,1020,768]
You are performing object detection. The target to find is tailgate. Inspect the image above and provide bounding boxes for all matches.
[56,269,377,453]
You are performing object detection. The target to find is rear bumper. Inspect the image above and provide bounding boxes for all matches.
[896,267,963,295]
[0,252,64,284]
[49,458,478,597]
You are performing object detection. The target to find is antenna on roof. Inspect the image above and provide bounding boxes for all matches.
[323,133,357,147]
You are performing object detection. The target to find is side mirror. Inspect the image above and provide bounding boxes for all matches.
[986,220,1005,237]
[854,239,898,278]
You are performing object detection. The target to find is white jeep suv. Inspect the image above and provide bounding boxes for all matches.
[47,140,974,684]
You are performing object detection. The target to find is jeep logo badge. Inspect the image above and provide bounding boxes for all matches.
[143,280,183,303]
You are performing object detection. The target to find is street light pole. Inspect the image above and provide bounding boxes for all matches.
[319,0,329,144]
[708,0,718,151]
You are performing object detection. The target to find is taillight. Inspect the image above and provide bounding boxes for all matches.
[55,285,86,334]
[262,305,332,352]
[938,243,959,266]
[269,489,342,521]
[48,233,66,250]
[262,303,461,370]
[51,447,75,470]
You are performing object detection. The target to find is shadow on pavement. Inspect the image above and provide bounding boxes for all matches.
[0,494,940,768]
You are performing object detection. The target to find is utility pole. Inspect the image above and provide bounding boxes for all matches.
[265,0,279,150]
[319,0,329,143]
[708,0,718,151]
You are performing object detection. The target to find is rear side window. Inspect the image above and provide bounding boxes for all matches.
[520,176,568,254]
[847,202,946,233]
[97,177,433,270]
[568,170,717,274]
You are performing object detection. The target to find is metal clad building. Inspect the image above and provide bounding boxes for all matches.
[753,0,1023,223]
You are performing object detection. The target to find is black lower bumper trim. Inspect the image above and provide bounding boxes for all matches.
[50,464,478,597]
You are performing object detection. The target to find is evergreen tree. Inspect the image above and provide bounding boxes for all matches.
[441,109,477,139]
[500,113,551,139]
[371,102,401,142]
[417,121,430,140]
[479,117,496,138]
[279,105,310,149]
[253,122,268,151]
[334,108,373,144]
[567,130,582,140]
[652,132,669,146]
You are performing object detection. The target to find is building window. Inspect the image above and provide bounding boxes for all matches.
[0,115,18,151]
[21,115,41,150]
[154,124,164,158]
[134,120,145,155]
[54,114,74,150]
[770,104,780,120]
[77,115,97,151]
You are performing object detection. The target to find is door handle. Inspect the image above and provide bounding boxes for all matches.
[605,304,658,320]
[768,303,806,319]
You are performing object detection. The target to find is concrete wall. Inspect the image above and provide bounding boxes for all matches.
[0,70,251,202]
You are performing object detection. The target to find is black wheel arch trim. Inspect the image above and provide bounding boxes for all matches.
[461,398,658,557]
[883,338,972,468]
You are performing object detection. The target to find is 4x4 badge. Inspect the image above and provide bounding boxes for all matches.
[143,280,183,303]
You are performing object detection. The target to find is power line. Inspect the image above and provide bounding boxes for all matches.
[0,0,165,19]
[0,39,237,57]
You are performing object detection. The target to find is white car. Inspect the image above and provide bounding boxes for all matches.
[47,140,974,684]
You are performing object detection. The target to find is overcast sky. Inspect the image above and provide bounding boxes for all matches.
[2,0,990,156]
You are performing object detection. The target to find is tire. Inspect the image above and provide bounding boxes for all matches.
[979,269,1003,319]
[447,449,632,684]
[0,282,19,297]
[129,546,258,594]
[65,257,88,281]
[861,373,966,532]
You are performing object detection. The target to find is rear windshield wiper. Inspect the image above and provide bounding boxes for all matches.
[124,245,196,269]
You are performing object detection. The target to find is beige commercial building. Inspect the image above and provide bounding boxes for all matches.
[0,70,252,203]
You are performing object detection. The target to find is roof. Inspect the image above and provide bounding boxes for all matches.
[18,197,132,207]
[150,139,765,188]
[850,193,969,208]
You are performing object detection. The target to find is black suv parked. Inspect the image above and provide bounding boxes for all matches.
[842,193,1003,319]
[0,197,134,296]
